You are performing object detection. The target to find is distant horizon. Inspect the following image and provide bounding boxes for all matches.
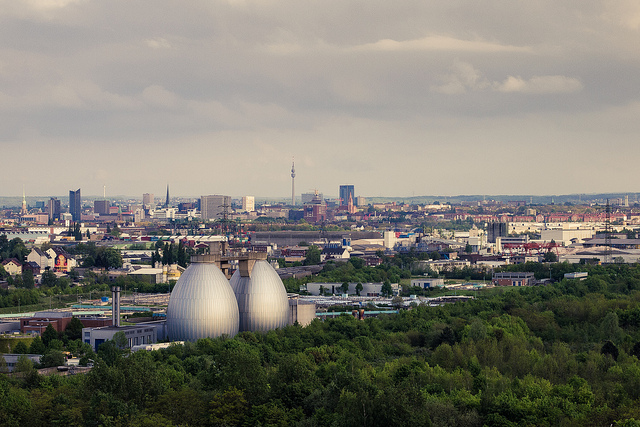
[1,191,638,204]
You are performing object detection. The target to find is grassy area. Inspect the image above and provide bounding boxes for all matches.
[0,290,115,315]
[0,302,67,315]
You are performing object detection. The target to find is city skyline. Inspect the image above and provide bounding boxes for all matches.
[1,2,639,197]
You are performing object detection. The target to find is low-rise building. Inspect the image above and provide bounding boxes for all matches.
[492,272,535,287]
[82,324,158,351]
[20,311,73,334]
[1,354,42,372]
[1,258,22,276]
[304,282,400,296]
[410,278,445,289]
[320,247,350,262]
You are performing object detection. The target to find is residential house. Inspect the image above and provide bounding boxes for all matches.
[320,247,350,262]
[27,247,53,270]
[1,258,22,276]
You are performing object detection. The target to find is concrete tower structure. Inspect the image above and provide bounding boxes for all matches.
[291,158,296,206]
[21,186,27,215]
[165,185,170,208]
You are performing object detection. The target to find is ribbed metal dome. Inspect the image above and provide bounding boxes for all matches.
[229,260,289,332]
[166,261,239,341]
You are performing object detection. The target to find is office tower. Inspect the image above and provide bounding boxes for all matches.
[47,198,61,221]
[69,189,81,221]
[355,196,366,207]
[143,193,154,208]
[94,200,110,215]
[339,185,355,206]
[201,195,231,221]
[242,196,255,212]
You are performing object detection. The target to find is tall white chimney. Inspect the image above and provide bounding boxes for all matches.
[111,286,120,327]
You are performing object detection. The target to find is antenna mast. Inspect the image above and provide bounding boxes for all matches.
[291,157,296,206]
[604,199,612,264]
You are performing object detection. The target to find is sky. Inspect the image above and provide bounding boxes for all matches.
[1,0,640,199]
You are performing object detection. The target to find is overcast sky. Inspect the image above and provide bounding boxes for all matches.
[2,0,639,199]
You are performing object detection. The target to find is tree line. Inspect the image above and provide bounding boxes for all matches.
[2,264,640,425]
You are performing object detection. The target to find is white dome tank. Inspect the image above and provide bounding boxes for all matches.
[229,260,289,332]
[166,260,239,341]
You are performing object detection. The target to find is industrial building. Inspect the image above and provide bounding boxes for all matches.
[166,252,313,341]
[82,287,165,351]
[410,278,445,289]
[83,324,158,351]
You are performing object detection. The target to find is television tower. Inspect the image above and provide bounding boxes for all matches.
[291,158,296,206]
[21,185,27,215]
[165,184,170,208]
[604,199,612,264]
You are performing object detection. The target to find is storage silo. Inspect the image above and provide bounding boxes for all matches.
[166,259,239,341]
[229,260,289,332]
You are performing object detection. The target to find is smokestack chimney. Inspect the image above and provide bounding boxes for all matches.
[111,286,120,327]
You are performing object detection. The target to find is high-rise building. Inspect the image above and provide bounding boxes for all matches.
[143,193,154,208]
[339,185,355,206]
[355,196,366,207]
[94,200,110,215]
[47,198,61,221]
[201,195,231,221]
[302,192,323,204]
[303,191,326,223]
[165,185,170,208]
[242,196,255,212]
[69,189,81,221]
[487,222,508,244]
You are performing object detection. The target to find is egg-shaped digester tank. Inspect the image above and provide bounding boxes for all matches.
[166,260,239,341]
[229,260,289,332]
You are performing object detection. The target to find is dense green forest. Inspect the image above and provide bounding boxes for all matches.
[4,264,640,426]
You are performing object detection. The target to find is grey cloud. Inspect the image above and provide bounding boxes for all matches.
[0,0,639,197]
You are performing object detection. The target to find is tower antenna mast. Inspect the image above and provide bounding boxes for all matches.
[604,199,612,264]
[291,157,296,206]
